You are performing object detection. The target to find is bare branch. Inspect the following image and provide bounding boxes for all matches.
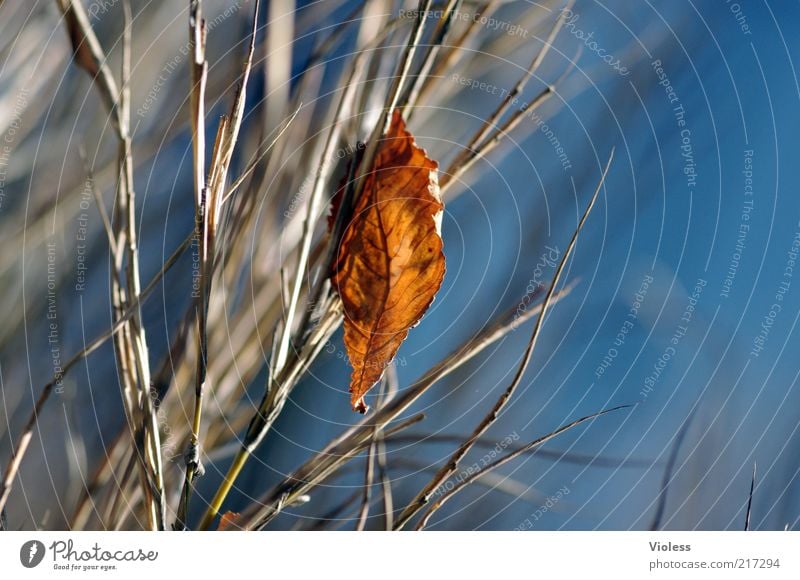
[394,150,614,529]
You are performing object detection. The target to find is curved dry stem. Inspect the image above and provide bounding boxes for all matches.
[415,404,634,529]
[238,281,577,530]
[393,150,615,530]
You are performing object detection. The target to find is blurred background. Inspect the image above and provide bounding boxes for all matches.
[1,0,799,530]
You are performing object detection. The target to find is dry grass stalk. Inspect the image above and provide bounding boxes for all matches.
[177,0,261,529]
[394,150,614,530]
[0,1,631,532]
[238,281,579,530]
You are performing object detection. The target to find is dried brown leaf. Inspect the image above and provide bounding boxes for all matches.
[217,511,241,531]
[331,111,445,413]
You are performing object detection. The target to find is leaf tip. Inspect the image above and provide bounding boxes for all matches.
[352,396,369,414]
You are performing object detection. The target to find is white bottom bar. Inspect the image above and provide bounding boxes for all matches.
[0,531,797,578]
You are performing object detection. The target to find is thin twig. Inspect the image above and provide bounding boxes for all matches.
[177,0,261,529]
[176,0,210,529]
[745,462,756,531]
[220,105,303,206]
[650,407,697,530]
[196,12,402,528]
[240,282,578,529]
[442,87,553,192]
[385,433,654,469]
[50,0,166,529]
[450,0,572,173]
[401,0,463,114]
[78,145,117,256]
[55,0,121,126]
[355,375,395,531]
[330,456,552,508]
[355,435,377,531]
[307,490,362,531]
[382,0,433,130]
[274,57,367,368]
[378,366,399,530]
[415,405,633,529]
[198,302,345,529]
[121,0,165,530]
[343,0,432,234]
[394,150,614,529]
[413,0,503,108]
[441,48,580,193]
